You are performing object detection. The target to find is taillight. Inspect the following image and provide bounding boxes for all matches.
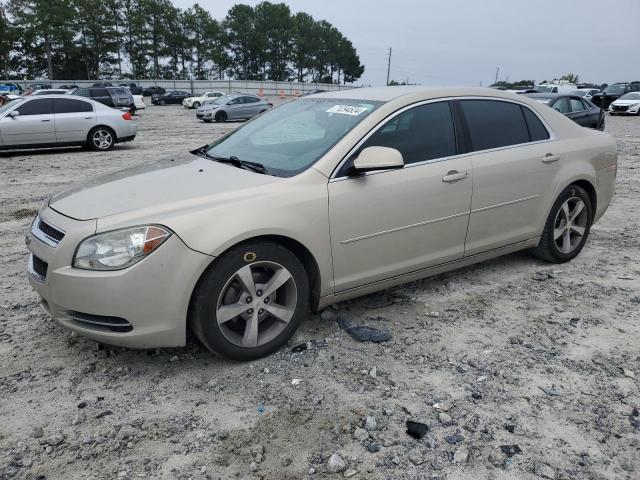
[122,112,133,120]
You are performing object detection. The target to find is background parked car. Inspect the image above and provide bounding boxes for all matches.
[534,83,577,93]
[142,86,166,97]
[0,82,23,95]
[31,89,69,96]
[58,84,79,90]
[0,95,137,151]
[572,88,600,101]
[92,82,113,87]
[120,82,143,95]
[195,93,271,122]
[526,93,604,129]
[609,92,640,115]
[132,95,146,112]
[151,90,194,105]
[182,91,225,109]
[27,83,51,91]
[591,82,640,108]
[72,86,136,114]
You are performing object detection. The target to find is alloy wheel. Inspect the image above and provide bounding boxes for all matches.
[92,129,113,150]
[216,262,297,348]
[553,197,588,254]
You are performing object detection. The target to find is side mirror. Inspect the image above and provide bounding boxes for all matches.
[8,110,19,118]
[352,146,404,173]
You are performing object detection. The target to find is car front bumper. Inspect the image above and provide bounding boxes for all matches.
[196,111,213,119]
[609,105,639,114]
[26,207,211,349]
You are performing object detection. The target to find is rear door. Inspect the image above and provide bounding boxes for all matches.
[226,97,244,119]
[567,97,590,126]
[0,98,55,146]
[460,99,564,255]
[54,98,95,143]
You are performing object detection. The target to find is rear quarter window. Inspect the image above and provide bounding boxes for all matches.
[460,100,530,151]
[521,107,550,142]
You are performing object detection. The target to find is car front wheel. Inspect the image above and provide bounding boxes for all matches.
[532,184,593,263]
[193,102,200,108]
[215,111,227,123]
[190,241,309,361]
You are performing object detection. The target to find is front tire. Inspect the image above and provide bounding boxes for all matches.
[159,99,166,105]
[215,111,227,123]
[190,241,309,361]
[87,126,115,151]
[192,102,200,109]
[532,185,593,263]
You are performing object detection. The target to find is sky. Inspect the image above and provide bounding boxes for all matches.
[173,0,640,87]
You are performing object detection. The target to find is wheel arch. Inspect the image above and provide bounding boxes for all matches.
[570,178,597,213]
[87,124,118,143]
[188,234,323,316]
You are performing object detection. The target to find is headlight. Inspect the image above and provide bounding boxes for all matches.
[73,225,171,271]
[629,103,640,108]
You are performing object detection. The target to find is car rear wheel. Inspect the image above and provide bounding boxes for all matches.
[190,241,309,361]
[193,102,200,109]
[215,111,227,123]
[87,126,115,151]
[532,185,593,263]
[159,99,166,105]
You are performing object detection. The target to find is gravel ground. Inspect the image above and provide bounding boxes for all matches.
[0,104,639,480]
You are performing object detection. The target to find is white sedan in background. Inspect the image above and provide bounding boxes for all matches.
[182,91,225,109]
[609,92,640,115]
[133,95,146,111]
[0,95,137,151]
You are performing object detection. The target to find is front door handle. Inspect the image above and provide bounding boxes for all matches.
[41,119,51,122]
[442,170,469,182]
[542,153,560,163]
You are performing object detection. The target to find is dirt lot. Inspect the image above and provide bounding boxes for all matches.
[1,104,639,480]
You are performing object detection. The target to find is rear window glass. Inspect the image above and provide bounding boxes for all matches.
[521,107,550,142]
[54,98,93,113]
[460,100,529,151]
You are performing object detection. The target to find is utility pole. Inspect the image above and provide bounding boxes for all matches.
[386,47,392,86]
[494,66,500,85]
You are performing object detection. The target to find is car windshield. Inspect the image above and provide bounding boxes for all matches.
[204,98,383,177]
[0,98,23,115]
[619,92,640,101]
[604,85,625,94]
[535,85,555,93]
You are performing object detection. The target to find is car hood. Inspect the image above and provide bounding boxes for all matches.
[49,153,281,221]
[611,99,640,105]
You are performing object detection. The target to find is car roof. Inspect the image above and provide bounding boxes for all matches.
[525,92,579,99]
[309,86,554,103]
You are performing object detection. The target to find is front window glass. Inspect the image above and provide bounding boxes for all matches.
[204,98,382,177]
[0,98,23,115]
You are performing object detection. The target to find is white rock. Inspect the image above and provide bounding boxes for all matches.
[327,453,346,473]
[343,468,357,478]
[453,446,468,463]
[364,415,377,431]
[438,412,453,426]
[353,427,369,441]
[623,368,635,378]
[535,463,556,479]
[369,366,377,379]
[291,378,302,386]
[433,401,452,412]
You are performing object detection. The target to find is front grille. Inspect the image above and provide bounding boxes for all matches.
[65,311,133,333]
[612,105,628,111]
[38,219,65,242]
[32,255,48,279]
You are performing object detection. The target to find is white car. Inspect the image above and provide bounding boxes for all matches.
[0,95,137,151]
[182,91,225,109]
[133,95,146,111]
[535,83,577,94]
[571,88,600,101]
[609,92,640,115]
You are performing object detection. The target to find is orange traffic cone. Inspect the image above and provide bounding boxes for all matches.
[279,90,285,99]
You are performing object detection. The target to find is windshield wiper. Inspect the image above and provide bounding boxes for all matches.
[195,148,269,175]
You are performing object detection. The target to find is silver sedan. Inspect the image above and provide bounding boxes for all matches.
[0,95,137,151]
[196,94,271,122]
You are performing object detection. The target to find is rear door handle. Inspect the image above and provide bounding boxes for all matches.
[542,153,560,163]
[442,170,469,182]
[41,119,51,122]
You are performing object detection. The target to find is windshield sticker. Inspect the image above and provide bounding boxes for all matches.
[326,105,369,116]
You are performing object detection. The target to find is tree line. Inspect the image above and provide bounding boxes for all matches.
[0,0,365,84]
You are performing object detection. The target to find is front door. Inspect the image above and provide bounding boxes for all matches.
[328,101,473,292]
[458,99,565,255]
[0,98,55,146]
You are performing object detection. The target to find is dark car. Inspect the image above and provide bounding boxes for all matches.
[525,93,604,130]
[120,82,143,95]
[58,84,79,90]
[72,86,136,113]
[142,86,166,97]
[151,90,193,105]
[590,82,640,109]
[92,82,113,87]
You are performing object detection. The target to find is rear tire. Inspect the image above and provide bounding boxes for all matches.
[159,99,166,105]
[532,185,593,263]
[190,241,309,361]
[215,111,227,123]
[87,126,115,151]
